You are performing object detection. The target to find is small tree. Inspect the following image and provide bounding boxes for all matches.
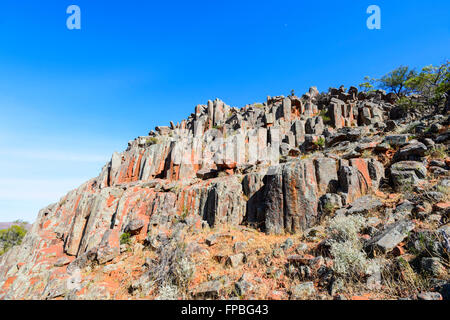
[0,224,27,255]
[359,76,375,92]
[405,61,449,111]
[378,65,416,96]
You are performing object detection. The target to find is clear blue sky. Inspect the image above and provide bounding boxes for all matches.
[0,0,449,222]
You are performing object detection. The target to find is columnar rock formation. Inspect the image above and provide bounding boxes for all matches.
[0,86,426,299]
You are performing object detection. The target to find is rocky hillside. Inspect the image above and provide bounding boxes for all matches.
[0,84,449,300]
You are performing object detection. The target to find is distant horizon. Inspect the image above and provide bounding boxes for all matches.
[0,221,31,230]
[1,0,449,222]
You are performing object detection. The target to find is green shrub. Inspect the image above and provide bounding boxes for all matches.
[397,96,421,111]
[359,76,375,92]
[319,109,331,123]
[378,66,417,96]
[322,202,337,216]
[0,224,27,255]
[120,232,132,245]
[362,61,449,111]
[314,137,325,148]
[361,149,373,159]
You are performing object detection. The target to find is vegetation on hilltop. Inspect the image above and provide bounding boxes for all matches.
[0,221,28,256]
[360,61,449,112]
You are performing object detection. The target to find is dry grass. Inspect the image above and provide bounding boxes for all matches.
[380,257,433,299]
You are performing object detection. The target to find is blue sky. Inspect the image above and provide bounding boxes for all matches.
[0,0,449,222]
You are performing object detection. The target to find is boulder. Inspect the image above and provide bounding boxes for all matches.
[155,126,171,135]
[417,292,443,300]
[196,168,218,180]
[225,253,245,268]
[318,193,343,218]
[346,195,383,215]
[124,219,145,235]
[234,273,253,296]
[96,229,120,265]
[383,135,409,147]
[365,220,415,255]
[191,280,225,299]
[420,257,446,278]
[326,128,362,147]
[394,142,427,161]
[390,161,427,191]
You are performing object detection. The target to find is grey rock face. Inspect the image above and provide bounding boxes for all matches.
[264,159,320,235]
[306,116,325,135]
[314,158,339,193]
[390,161,427,191]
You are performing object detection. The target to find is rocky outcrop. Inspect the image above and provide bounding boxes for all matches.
[1,83,448,300]
[263,157,384,235]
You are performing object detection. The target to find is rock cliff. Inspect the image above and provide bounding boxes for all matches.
[1,85,448,300]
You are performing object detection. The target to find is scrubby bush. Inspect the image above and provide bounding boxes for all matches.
[322,202,338,217]
[381,257,427,295]
[327,214,377,279]
[328,214,366,243]
[330,241,375,278]
[150,238,196,299]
